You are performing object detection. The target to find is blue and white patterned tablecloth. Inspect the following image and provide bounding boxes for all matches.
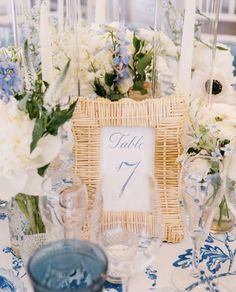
[1,210,236,291]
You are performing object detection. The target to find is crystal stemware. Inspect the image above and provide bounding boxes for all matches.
[40,169,88,242]
[90,172,163,292]
[172,157,224,291]
[225,152,236,218]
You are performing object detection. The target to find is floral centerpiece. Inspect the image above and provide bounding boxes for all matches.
[0,42,76,237]
[181,101,236,232]
[53,22,177,101]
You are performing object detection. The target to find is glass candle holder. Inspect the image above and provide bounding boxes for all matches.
[27,239,108,292]
[39,169,88,242]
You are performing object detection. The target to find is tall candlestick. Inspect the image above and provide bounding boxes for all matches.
[178,0,196,96]
[40,1,53,84]
[95,0,106,25]
[58,0,64,33]
[10,0,19,46]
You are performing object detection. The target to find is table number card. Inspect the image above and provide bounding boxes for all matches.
[100,127,155,212]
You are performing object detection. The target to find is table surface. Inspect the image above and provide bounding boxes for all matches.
[1,210,236,292]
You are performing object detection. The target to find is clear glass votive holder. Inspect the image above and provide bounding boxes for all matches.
[27,239,108,292]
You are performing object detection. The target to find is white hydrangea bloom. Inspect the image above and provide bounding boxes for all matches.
[0,99,61,200]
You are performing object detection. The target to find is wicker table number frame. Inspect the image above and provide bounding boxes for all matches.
[72,96,187,243]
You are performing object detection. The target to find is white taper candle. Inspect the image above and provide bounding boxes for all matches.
[40,1,53,84]
[178,0,196,96]
[95,0,106,25]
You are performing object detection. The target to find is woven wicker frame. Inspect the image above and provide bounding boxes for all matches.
[72,96,187,243]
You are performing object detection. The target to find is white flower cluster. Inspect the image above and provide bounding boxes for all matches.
[191,41,236,105]
[182,101,236,179]
[51,27,79,97]
[0,99,61,200]
[196,103,236,141]
[52,23,177,99]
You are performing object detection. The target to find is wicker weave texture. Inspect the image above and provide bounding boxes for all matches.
[72,96,187,243]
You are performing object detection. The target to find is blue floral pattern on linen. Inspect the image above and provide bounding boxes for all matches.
[3,247,24,278]
[104,282,122,292]
[145,266,158,287]
[0,275,15,291]
[0,213,7,221]
[173,233,236,291]
[173,233,236,274]
[103,265,157,291]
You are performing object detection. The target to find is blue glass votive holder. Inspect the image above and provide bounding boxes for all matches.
[27,239,108,292]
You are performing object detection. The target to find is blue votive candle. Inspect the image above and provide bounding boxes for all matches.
[27,239,108,292]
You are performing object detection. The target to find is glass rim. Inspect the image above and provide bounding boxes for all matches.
[41,173,86,196]
[27,239,108,292]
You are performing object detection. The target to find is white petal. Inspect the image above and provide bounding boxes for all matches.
[0,173,28,201]
[21,170,45,196]
[30,135,62,168]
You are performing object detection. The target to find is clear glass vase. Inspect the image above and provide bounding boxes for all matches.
[211,197,235,234]
[8,193,46,259]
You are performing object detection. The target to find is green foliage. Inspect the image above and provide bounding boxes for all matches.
[94,79,106,97]
[37,163,50,177]
[15,194,45,235]
[105,73,116,87]
[187,147,201,155]
[130,34,153,95]
[133,34,141,52]
[136,51,153,77]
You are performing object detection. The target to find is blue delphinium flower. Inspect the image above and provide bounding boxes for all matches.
[0,55,22,102]
[112,27,131,85]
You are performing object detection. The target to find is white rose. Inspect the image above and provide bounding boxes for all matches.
[118,77,134,94]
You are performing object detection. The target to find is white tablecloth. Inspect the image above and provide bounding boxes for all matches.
[1,210,236,291]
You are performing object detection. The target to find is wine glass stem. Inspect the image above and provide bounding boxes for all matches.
[122,276,129,292]
[191,244,200,278]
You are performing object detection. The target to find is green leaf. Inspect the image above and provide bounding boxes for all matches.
[37,163,50,177]
[105,73,116,87]
[47,100,77,136]
[199,125,209,135]
[221,139,230,147]
[94,80,107,97]
[136,51,153,77]
[216,45,228,51]
[15,194,29,219]
[30,118,46,152]
[133,34,141,52]
[187,147,201,155]
[109,93,123,101]
[210,161,220,173]
[18,92,30,112]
